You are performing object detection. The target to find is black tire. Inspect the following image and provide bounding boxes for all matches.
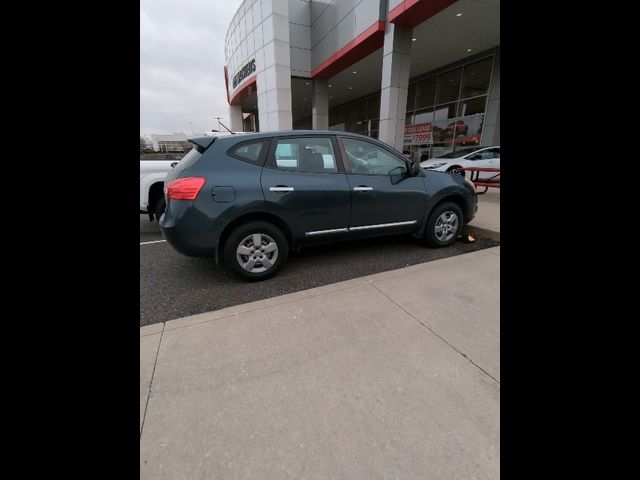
[154,196,166,223]
[223,221,289,281]
[424,202,464,248]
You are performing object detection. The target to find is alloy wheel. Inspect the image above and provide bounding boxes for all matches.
[434,211,459,242]
[236,233,279,273]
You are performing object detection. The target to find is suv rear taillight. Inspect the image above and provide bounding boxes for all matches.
[165,177,206,201]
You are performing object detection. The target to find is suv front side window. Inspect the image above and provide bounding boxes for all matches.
[341,137,407,175]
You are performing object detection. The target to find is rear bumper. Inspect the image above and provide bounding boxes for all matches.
[159,201,221,258]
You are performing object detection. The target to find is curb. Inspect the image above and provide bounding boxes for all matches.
[466,225,500,242]
[142,247,500,334]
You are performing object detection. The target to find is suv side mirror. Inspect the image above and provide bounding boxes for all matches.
[405,159,420,176]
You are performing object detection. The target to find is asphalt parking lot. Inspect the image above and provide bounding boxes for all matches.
[140,215,499,327]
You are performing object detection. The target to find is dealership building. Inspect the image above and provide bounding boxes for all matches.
[224,0,499,161]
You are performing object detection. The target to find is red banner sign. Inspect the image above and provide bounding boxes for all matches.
[404,123,433,145]
[405,123,432,135]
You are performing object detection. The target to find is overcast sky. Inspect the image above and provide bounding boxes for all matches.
[140,0,243,136]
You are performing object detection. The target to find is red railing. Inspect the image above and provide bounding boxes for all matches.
[454,167,500,194]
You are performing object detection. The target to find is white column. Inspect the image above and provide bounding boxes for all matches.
[312,78,329,130]
[378,23,412,151]
[256,0,292,131]
[229,104,243,132]
[482,50,500,146]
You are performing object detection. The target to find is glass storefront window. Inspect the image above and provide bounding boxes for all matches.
[407,83,416,112]
[330,53,494,159]
[401,53,495,161]
[430,143,455,158]
[354,100,367,122]
[433,103,457,121]
[292,117,311,130]
[405,112,413,126]
[330,93,381,136]
[346,100,366,131]
[461,57,493,99]
[330,106,345,127]
[415,77,437,109]
[413,108,434,125]
[354,121,369,134]
[367,94,380,119]
[436,67,462,104]
[453,114,484,149]
[457,96,487,117]
[432,118,455,156]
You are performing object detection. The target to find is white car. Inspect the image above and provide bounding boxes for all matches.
[420,146,500,180]
[140,159,181,221]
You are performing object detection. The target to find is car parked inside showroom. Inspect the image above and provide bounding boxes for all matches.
[420,146,500,180]
[160,131,478,281]
[445,120,469,137]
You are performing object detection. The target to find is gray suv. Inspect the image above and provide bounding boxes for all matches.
[160,131,478,280]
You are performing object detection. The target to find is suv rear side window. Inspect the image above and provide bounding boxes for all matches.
[230,141,265,164]
[271,137,338,173]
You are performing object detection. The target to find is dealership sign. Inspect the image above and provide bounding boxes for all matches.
[404,123,432,145]
[232,59,256,89]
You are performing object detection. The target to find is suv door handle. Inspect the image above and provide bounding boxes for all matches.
[269,186,294,193]
[353,186,373,192]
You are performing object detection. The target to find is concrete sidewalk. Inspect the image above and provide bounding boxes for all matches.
[468,189,500,241]
[140,247,500,479]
